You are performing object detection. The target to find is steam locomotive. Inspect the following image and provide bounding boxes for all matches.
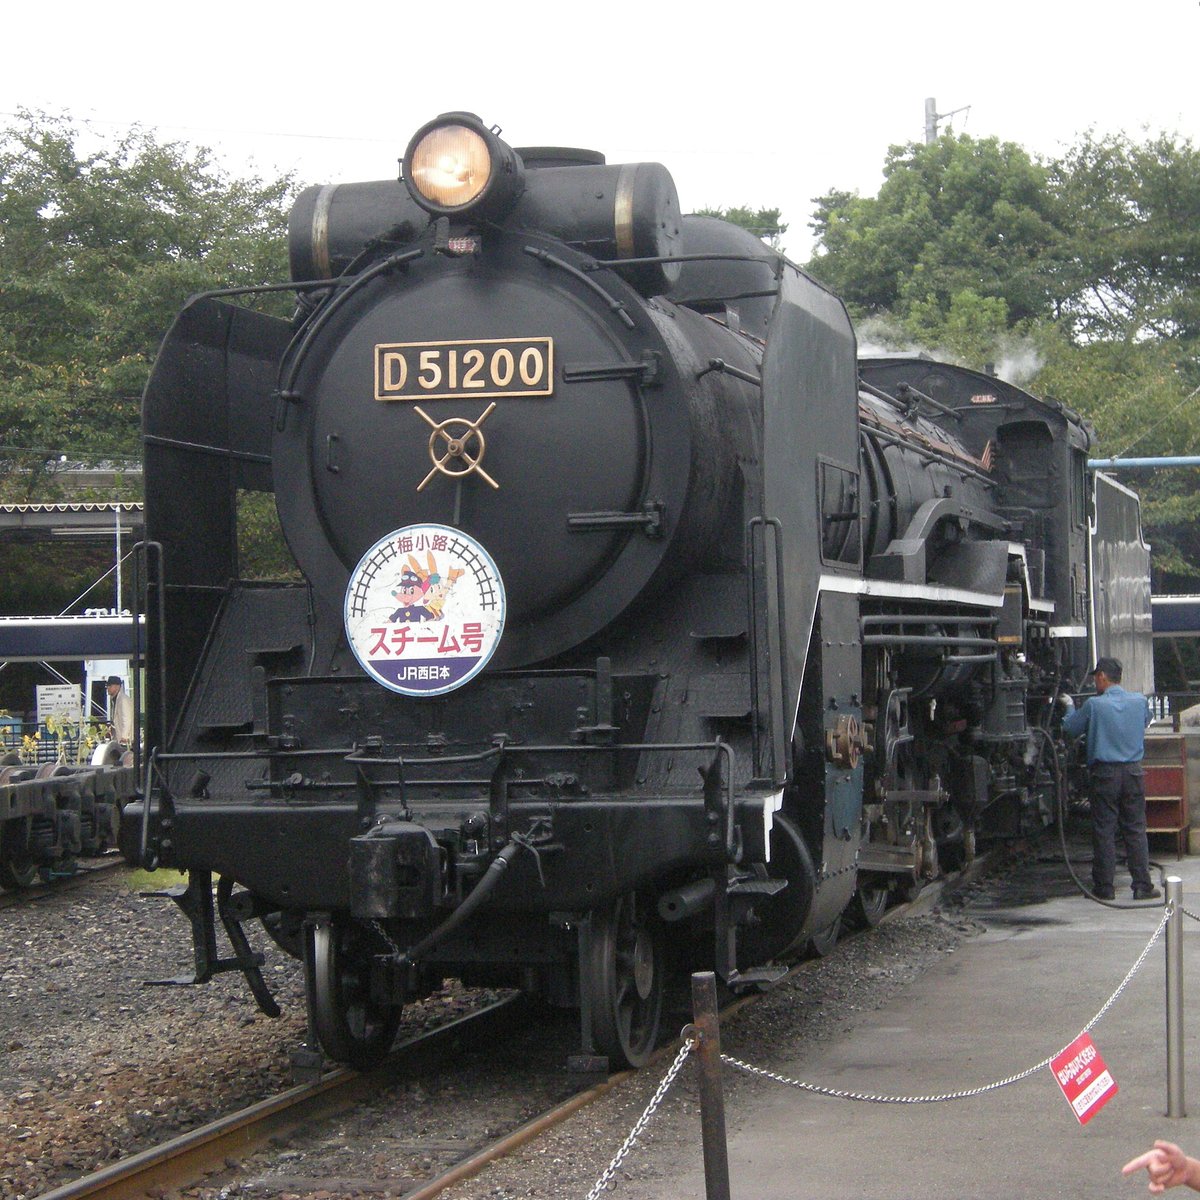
[120,112,1151,1068]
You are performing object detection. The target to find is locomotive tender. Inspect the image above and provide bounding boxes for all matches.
[121,112,1150,1068]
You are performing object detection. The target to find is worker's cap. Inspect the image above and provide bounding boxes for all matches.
[106,675,123,686]
[1090,657,1123,680]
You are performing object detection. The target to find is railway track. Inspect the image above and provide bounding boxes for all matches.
[30,859,990,1200]
[0,855,124,911]
[33,995,531,1200]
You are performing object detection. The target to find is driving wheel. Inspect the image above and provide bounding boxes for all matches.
[846,874,891,929]
[305,919,401,1068]
[584,892,665,1069]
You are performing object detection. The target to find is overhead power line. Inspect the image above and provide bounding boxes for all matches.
[0,109,398,148]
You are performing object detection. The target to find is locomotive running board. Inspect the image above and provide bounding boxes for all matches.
[142,870,281,1017]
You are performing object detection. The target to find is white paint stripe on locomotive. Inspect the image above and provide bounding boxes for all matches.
[817,573,1006,609]
[1049,625,1088,638]
[1093,468,1144,503]
[764,789,784,862]
[818,548,1059,614]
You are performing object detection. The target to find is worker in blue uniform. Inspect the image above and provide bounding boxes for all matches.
[1061,656,1160,901]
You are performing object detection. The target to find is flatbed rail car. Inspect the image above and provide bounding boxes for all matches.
[0,751,138,888]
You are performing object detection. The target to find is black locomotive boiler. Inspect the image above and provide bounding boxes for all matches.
[122,112,1149,1068]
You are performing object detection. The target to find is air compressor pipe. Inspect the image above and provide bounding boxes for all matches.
[396,839,528,968]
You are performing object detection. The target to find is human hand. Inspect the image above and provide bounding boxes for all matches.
[1122,1141,1193,1193]
[1058,693,1075,711]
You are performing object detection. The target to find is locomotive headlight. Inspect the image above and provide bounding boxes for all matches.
[403,113,524,220]
[409,125,490,207]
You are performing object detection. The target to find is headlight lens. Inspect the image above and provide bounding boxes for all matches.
[408,124,492,210]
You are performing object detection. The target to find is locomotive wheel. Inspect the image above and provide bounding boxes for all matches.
[584,892,665,1069]
[306,920,401,1068]
[91,740,125,767]
[0,852,38,890]
[0,818,37,890]
[846,874,891,930]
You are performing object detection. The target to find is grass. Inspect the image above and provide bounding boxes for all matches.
[123,866,189,890]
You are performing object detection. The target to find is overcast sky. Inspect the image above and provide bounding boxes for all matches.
[3,0,1197,259]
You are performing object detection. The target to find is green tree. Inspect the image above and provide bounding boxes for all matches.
[0,112,295,499]
[696,205,788,250]
[1049,131,1200,346]
[807,134,1065,337]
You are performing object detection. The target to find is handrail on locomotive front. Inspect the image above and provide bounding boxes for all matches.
[149,739,741,858]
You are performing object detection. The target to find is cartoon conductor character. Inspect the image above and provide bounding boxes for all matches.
[388,560,434,623]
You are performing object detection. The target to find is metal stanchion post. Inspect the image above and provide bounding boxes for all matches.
[1166,875,1186,1118]
[691,971,732,1200]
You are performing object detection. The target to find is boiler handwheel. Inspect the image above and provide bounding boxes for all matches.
[414,403,499,490]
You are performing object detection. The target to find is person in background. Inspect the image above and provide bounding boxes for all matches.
[1060,656,1160,901]
[1124,1141,1200,1192]
[107,675,134,747]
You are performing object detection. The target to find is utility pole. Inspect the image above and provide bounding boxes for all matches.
[924,97,971,143]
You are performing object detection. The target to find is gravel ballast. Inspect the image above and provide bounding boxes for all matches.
[0,862,986,1200]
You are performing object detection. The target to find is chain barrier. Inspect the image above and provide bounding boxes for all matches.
[723,902,1173,1105]
[1182,905,1200,923]
[585,1038,694,1199]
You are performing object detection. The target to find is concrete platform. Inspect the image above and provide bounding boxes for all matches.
[659,847,1200,1199]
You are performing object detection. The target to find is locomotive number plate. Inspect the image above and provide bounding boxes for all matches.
[374,337,554,401]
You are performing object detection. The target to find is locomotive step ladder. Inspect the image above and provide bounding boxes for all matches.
[1143,734,1190,859]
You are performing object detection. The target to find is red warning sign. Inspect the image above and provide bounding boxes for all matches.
[1050,1033,1118,1125]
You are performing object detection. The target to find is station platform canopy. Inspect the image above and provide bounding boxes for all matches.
[0,501,143,542]
[0,501,145,669]
[0,614,142,661]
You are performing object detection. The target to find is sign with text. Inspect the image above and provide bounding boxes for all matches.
[344,524,506,697]
[374,337,554,402]
[1050,1033,1118,1124]
[36,684,82,725]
